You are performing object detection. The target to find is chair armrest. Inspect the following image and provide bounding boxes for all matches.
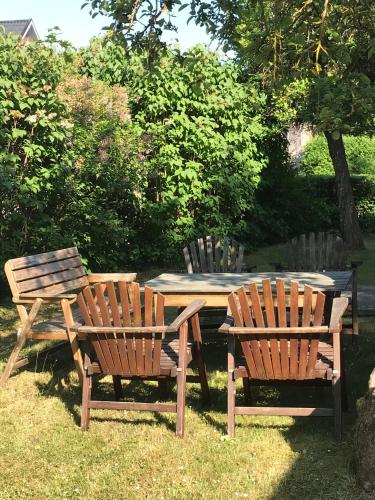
[329,297,349,332]
[166,300,206,333]
[87,273,137,283]
[218,315,234,333]
[15,293,77,304]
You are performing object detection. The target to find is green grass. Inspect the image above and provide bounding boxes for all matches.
[0,301,374,499]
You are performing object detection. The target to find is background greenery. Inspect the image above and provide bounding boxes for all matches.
[1,33,375,285]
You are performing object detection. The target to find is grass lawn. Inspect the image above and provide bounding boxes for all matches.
[1,238,375,499]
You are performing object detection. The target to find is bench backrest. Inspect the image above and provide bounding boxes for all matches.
[4,247,89,298]
[183,236,244,273]
[227,279,330,381]
[287,232,346,271]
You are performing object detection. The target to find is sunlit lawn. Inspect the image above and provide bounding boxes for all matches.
[0,296,373,499]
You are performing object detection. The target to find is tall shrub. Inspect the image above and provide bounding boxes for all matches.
[83,43,269,261]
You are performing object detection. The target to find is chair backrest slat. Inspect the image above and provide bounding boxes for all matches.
[77,282,166,377]
[228,279,338,382]
[285,232,346,271]
[183,236,245,274]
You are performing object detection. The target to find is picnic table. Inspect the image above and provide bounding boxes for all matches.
[145,271,353,307]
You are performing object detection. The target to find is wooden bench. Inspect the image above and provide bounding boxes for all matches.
[272,231,361,336]
[1,247,136,386]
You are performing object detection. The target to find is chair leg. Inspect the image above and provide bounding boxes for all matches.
[0,328,28,387]
[191,314,210,404]
[112,376,124,400]
[242,377,252,404]
[176,322,188,438]
[227,335,236,437]
[332,374,342,441]
[81,372,92,431]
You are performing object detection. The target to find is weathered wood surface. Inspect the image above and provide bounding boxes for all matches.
[183,236,245,273]
[77,281,209,436]
[146,271,352,294]
[1,247,137,387]
[222,278,348,439]
[286,232,346,272]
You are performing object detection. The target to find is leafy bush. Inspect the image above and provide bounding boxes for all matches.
[82,43,269,261]
[301,135,375,175]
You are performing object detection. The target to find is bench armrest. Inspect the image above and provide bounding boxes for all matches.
[15,293,77,304]
[166,300,206,333]
[87,273,137,283]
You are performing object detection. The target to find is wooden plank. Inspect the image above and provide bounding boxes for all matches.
[77,292,93,326]
[144,286,153,327]
[239,336,259,379]
[313,292,325,326]
[17,266,86,293]
[144,332,153,374]
[83,287,101,326]
[230,243,237,272]
[317,232,324,271]
[229,326,328,334]
[214,238,221,272]
[236,244,245,273]
[117,332,131,375]
[222,237,229,272]
[119,281,131,326]
[302,285,313,327]
[106,281,121,326]
[262,279,276,327]
[189,242,200,273]
[289,281,299,378]
[183,246,193,273]
[228,293,243,327]
[9,247,79,270]
[234,407,334,416]
[237,287,253,327]
[94,283,112,326]
[197,238,207,273]
[155,292,165,325]
[132,283,142,327]
[249,283,264,327]
[88,273,136,283]
[13,256,83,282]
[20,276,88,297]
[89,401,177,412]
[206,236,214,273]
[309,232,316,271]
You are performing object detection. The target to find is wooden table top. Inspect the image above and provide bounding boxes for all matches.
[145,271,353,294]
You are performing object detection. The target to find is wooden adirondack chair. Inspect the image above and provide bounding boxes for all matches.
[272,231,360,337]
[72,281,209,437]
[1,247,136,386]
[220,278,348,439]
[183,236,246,273]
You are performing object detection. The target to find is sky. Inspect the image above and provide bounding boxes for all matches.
[0,0,212,50]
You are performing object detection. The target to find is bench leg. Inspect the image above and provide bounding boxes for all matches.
[0,328,28,387]
[0,299,42,387]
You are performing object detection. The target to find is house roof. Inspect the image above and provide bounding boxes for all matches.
[0,19,39,40]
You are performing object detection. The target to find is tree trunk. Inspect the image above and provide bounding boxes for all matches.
[324,131,364,250]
